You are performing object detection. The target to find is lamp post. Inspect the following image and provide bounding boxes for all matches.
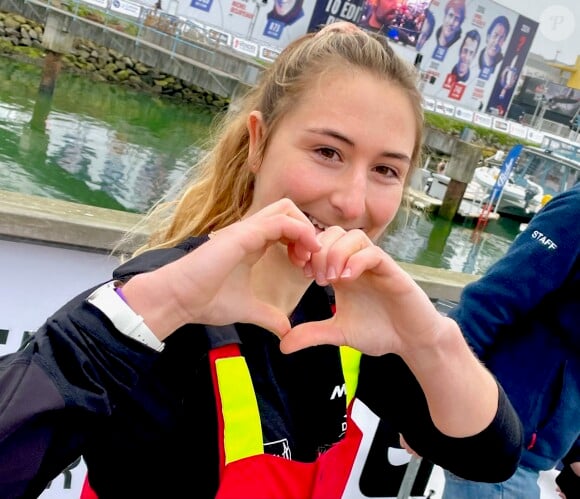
[570,108,580,142]
[247,0,267,40]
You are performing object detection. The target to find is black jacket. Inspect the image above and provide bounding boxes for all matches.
[0,237,523,498]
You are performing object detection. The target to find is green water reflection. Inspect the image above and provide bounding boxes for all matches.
[0,56,215,213]
[383,210,519,275]
[0,56,518,274]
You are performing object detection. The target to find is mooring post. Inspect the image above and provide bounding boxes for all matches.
[38,11,75,96]
[438,139,482,221]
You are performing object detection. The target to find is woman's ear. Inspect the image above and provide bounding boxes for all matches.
[247,111,265,173]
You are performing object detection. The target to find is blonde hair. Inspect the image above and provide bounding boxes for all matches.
[127,27,423,257]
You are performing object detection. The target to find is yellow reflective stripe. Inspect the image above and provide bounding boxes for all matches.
[340,346,362,406]
[215,356,263,464]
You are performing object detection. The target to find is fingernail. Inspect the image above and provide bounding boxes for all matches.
[340,267,352,278]
[303,262,313,278]
[327,266,337,280]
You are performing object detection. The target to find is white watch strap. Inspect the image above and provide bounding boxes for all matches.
[87,281,165,352]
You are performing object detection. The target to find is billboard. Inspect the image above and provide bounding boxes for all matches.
[357,0,433,48]
[178,0,367,50]
[508,76,580,126]
[416,0,538,115]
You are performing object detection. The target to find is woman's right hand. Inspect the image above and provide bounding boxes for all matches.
[121,198,321,340]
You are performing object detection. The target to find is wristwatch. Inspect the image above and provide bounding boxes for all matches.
[87,281,165,352]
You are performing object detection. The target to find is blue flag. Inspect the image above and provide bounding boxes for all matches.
[489,144,523,204]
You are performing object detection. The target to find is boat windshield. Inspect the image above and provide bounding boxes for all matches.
[512,148,580,197]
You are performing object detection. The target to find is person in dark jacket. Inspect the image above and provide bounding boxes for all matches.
[477,15,510,80]
[442,182,580,498]
[450,29,481,83]
[0,22,523,499]
[429,0,465,62]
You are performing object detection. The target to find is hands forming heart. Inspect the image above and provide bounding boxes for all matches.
[121,198,497,436]
[281,223,447,357]
[129,198,449,357]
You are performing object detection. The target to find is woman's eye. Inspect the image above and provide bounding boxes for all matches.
[316,147,340,162]
[374,165,399,178]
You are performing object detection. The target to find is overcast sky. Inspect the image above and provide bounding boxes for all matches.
[493,0,579,65]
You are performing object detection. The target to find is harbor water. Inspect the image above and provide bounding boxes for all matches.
[0,56,520,275]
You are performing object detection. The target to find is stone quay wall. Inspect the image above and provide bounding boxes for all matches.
[0,10,229,110]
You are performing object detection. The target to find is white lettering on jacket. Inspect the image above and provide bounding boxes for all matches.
[331,383,347,400]
[531,230,558,250]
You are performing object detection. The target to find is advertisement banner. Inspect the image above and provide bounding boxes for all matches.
[357,0,431,48]
[308,0,366,31]
[181,0,317,47]
[83,0,108,8]
[509,76,580,125]
[259,45,281,62]
[485,14,537,117]
[473,111,492,127]
[454,106,474,121]
[110,0,142,18]
[191,0,213,12]
[508,121,527,139]
[417,0,537,114]
[233,36,258,56]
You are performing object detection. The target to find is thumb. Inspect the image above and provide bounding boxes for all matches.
[279,319,342,354]
[242,301,292,338]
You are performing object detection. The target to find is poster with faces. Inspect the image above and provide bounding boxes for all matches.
[417,0,538,113]
[179,0,318,47]
[178,1,368,57]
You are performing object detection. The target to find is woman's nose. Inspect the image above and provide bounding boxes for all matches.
[329,170,367,220]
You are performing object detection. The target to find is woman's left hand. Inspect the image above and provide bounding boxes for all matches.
[280,226,450,356]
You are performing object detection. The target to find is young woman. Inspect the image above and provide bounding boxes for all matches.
[0,23,522,498]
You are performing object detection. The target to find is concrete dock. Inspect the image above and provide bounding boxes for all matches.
[0,189,479,301]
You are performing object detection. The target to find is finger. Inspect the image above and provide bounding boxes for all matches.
[321,229,374,282]
[257,198,313,228]
[241,199,320,259]
[309,226,347,286]
[240,300,292,338]
[256,198,320,252]
[263,214,320,252]
[220,212,320,259]
[334,245,388,281]
[286,242,312,268]
[279,319,343,353]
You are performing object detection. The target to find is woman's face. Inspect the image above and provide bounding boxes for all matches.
[247,70,416,242]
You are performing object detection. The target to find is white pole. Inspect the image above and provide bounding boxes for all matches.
[397,455,423,499]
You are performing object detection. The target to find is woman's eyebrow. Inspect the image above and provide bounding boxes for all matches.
[306,127,411,163]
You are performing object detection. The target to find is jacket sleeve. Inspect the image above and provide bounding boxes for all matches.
[0,285,162,498]
[448,186,580,357]
[402,382,524,483]
[358,354,523,483]
[0,242,198,498]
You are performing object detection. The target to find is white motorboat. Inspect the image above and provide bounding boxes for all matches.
[426,146,580,222]
[471,166,545,218]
